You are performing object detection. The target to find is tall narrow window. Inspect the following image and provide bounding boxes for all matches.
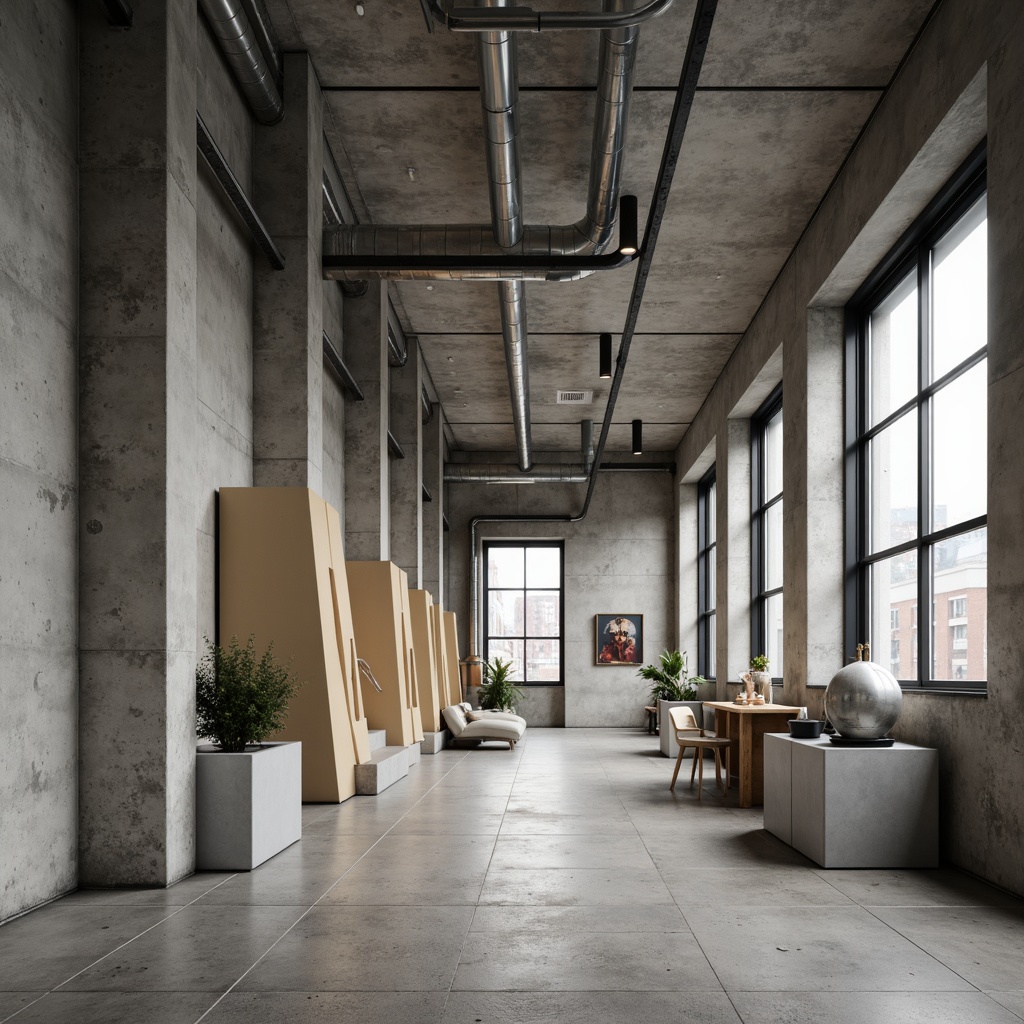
[847,147,987,689]
[697,466,717,679]
[483,542,564,684]
[752,387,784,679]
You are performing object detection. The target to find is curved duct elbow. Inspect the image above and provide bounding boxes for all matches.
[200,0,283,125]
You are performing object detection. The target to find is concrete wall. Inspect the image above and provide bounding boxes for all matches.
[447,465,676,728]
[0,0,79,922]
[673,0,1024,895]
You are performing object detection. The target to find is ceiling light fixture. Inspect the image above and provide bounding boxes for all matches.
[355,2,365,14]
[619,195,638,255]
[632,418,643,455]
[599,333,612,379]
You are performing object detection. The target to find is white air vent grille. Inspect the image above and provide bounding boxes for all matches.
[556,389,594,404]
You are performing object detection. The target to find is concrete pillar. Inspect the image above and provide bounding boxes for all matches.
[784,307,845,703]
[78,0,198,886]
[389,340,423,586]
[253,54,323,491]
[677,481,699,663]
[422,403,446,605]
[344,281,390,560]
[716,419,751,696]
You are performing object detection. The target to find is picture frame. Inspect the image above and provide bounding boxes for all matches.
[595,613,644,666]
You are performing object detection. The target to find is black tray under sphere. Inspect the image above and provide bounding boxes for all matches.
[828,735,895,747]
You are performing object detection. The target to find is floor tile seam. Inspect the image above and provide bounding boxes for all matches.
[192,751,476,1024]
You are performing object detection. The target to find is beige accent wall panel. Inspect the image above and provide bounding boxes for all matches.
[410,590,442,731]
[442,609,463,706]
[346,561,418,746]
[399,584,425,743]
[218,487,367,803]
[431,603,450,711]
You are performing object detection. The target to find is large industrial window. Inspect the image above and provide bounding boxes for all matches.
[483,542,564,684]
[846,145,987,690]
[752,386,784,680]
[697,466,716,680]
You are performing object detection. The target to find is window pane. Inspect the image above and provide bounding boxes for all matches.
[487,638,524,681]
[870,551,918,680]
[707,481,716,544]
[932,196,987,381]
[869,270,918,426]
[931,527,987,682]
[765,500,784,592]
[526,639,560,682]
[525,591,560,637]
[487,590,523,637]
[869,410,918,554]
[707,612,716,678]
[487,547,524,587]
[764,409,783,500]
[765,592,783,678]
[526,546,560,588]
[931,359,987,531]
[707,543,716,610]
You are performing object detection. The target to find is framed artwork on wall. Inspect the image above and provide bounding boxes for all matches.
[595,614,643,665]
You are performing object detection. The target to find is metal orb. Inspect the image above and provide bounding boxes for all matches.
[824,660,903,739]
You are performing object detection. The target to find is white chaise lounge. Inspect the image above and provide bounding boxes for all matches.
[442,703,526,750]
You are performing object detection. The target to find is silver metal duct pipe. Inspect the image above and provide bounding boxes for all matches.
[199,0,283,125]
[446,463,588,484]
[321,0,639,283]
[581,419,595,468]
[476,1,532,471]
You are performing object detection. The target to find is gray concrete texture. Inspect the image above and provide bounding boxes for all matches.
[0,0,79,922]
[389,339,423,586]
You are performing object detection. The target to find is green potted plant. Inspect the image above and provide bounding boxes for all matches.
[478,656,525,712]
[195,635,304,870]
[744,654,772,701]
[639,650,707,757]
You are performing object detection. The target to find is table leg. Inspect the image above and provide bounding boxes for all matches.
[738,713,753,808]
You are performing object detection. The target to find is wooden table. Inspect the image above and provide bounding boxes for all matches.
[703,701,802,808]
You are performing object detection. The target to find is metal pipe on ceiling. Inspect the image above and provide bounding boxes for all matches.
[199,0,283,125]
[419,0,674,32]
[444,460,675,483]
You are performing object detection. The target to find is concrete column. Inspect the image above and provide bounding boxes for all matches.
[784,308,845,704]
[344,281,390,560]
[677,481,699,662]
[78,0,198,886]
[253,54,323,491]
[389,340,423,586]
[715,419,751,696]
[422,404,446,605]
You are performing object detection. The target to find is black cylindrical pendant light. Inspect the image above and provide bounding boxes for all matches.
[599,333,612,379]
[619,194,638,255]
[632,418,643,455]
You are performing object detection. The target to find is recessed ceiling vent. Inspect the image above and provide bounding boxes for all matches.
[556,389,594,405]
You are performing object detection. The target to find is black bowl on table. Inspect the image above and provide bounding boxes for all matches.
[788,719,825,739]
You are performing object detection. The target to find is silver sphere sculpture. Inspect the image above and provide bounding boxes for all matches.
[824,659,902,739]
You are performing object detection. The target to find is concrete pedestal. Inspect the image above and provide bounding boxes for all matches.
[196,741,302,870]
[421,730,448,754]
[764,733,939,868]
[355,745,410,795]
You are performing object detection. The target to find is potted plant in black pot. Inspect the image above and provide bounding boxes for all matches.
[195,635,303,871]
[478,656,525,713]
[639,650,707,757]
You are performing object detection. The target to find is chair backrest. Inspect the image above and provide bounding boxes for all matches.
[669,705,700,735]
[441,704,468,737]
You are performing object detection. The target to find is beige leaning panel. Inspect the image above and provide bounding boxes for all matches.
[430,603,451,712]
[218,487,369,803]
[346,561,418,747]
[409,590,442,732]
[399,584,424,743]
[443,611,463,706]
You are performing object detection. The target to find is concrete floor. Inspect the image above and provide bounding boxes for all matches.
[1,728,1023,1024]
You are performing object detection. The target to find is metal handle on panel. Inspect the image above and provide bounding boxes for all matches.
[358,658,384,693]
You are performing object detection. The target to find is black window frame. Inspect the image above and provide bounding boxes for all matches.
[844,142,987,693]
[751,384,784,682]
[697,464,717,680]
[482,540,565,686]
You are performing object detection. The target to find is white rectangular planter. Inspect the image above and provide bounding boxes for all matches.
[196,740,302,870]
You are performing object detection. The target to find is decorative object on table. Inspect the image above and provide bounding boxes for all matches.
[596,613,643,664]
[741,654,772,702]
[478,656,525,712]
[195,634,304,870]
[788,718,824,738]
[824,642,902,742]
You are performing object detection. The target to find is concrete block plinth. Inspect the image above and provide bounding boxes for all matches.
[420,730,448,754]
[367,729,387,752]
[355,745,410,795]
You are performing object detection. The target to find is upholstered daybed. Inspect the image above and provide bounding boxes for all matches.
[442,703,526,749]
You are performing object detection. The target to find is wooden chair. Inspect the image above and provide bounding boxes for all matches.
[668,705,730,800]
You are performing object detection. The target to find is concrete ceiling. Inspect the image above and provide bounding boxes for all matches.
[269,0,935,454]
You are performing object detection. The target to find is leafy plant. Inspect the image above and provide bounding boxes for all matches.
[479,657,525,712]
[750,654,770,673]
[196,635,302,753]
[639,649,702,702]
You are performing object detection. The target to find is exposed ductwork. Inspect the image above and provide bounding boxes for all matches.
[199,0,283,125]
[445,460,674,483]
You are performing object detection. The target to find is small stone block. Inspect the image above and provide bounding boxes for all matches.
[407,742,421,766]
[355,745,410,795]
[420,730,448,754]
[367,729,388,753]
